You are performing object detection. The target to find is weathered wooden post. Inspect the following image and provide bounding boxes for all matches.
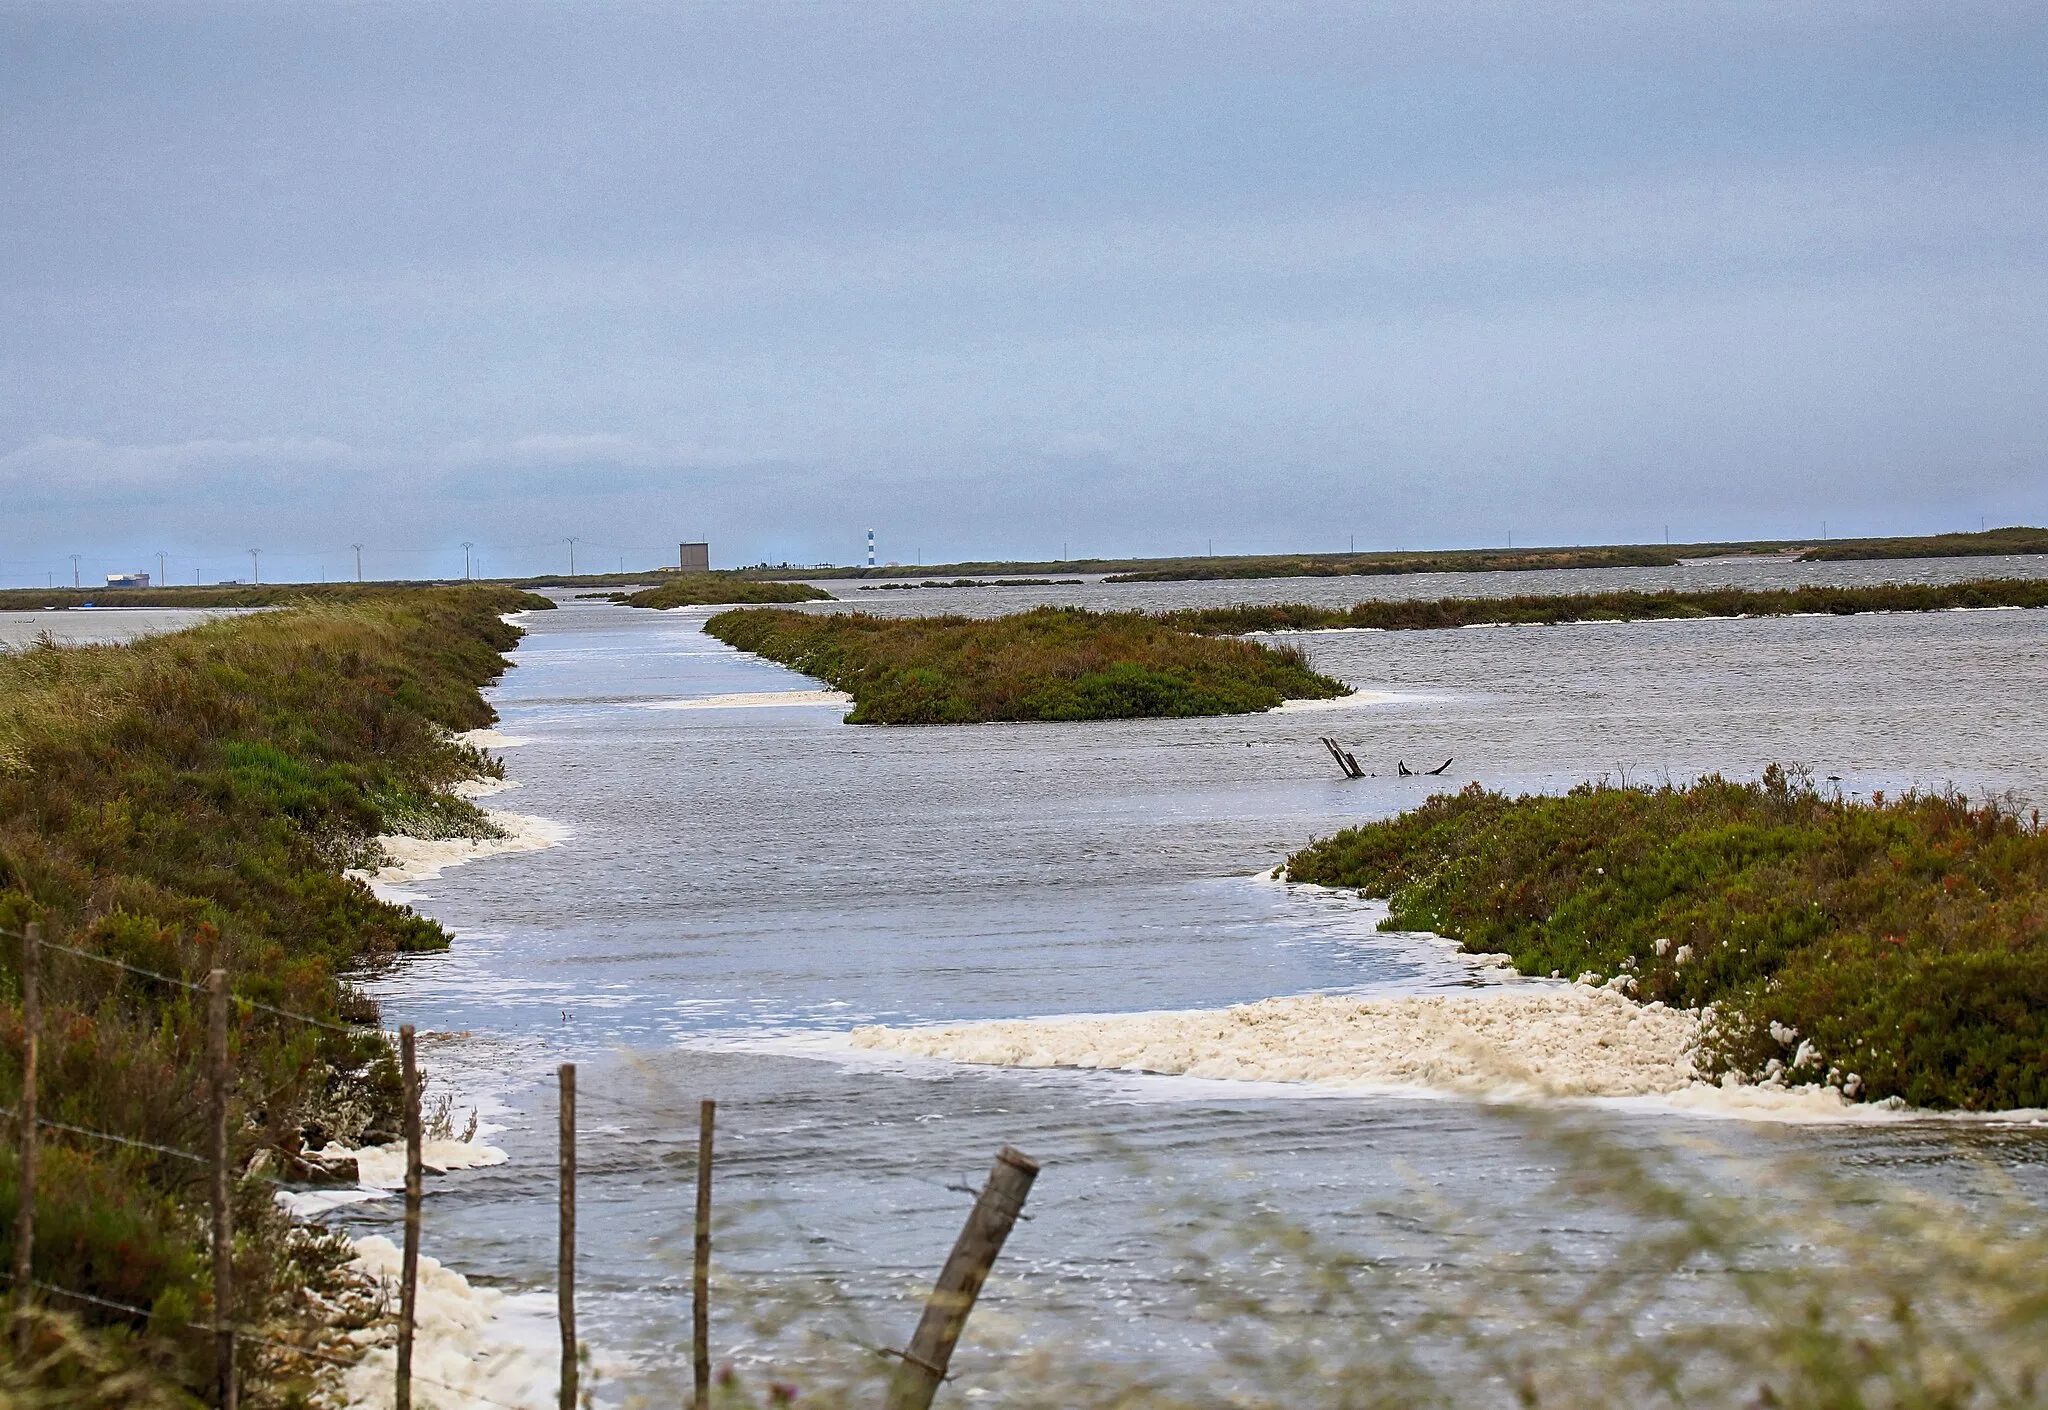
[885,1146,1040,1410]
[208,967,236,1410]
[396,1025,421,1410]
[559,1062,577,1410]
[693,1099,714,1410]
[11,923,40,1355]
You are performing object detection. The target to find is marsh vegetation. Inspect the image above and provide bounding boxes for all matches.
[1287,768,2048,1110]
[0,586,547,1402]
[616,575,834,609]
[1163,577,2048,635]
[704,604,1350,723]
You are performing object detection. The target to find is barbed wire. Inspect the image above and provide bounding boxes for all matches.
[2,930,359,1034]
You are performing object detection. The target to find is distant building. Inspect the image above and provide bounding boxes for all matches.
[679,542,710,572]
[105,572,150,588]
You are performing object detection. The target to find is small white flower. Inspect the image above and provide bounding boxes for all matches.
[1653,937,1672,956]
[1769,1021,1799,1047]
[1673,945,1693,965]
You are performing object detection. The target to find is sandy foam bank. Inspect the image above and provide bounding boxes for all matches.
[337,1236,556,1410]
[851,986,1915,1121]
[1270,691,1408,712]
[641,689,852,709]
[273,1135,508,1218]
[345,811,568,895]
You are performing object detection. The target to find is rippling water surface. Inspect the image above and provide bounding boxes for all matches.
[344,559,2048,1398]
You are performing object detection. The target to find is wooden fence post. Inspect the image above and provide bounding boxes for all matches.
[693,1099,714,1410]
[885,1146,1040,1410]
[11,923,40,1355]
[559,1063,577,1410]
[396,1025,421,1410]
[208,968,236,1410]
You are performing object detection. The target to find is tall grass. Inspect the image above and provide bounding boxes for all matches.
[704,605,1350,723]
[607,1103,2048,1410]
[0,586,547,1400]
[1162,577,2048,635]
[1286,768,2048,1110]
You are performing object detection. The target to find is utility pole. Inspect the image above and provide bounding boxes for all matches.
[156,550,167,584]
[69,554,80,588]
[462,542,474,580]
[566,537,579,576]
[352,544,364,581]
[248,549,261,584]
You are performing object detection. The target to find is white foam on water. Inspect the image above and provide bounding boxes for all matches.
[1268,691,1408,712]
[450,776,520,798]
[337,1236,558,1410]
[346,812,569,900]
[844,986,2045,1124]
[637,689,852,709]
[455,728,534,748]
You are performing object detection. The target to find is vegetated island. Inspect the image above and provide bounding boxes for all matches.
[1286,768,2048,1111]
[612,574,834,609]
[1159,577,2048,636]
[704,604,1350,723]
[0,585,551,1401]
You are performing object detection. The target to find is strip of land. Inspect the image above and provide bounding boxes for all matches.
[0,586,550,1402]
[727,524,2048,583]
[1285,770,2048,1111]
[613,574,834,609]
[1160,577,2048,636]
[704,604,1350,723]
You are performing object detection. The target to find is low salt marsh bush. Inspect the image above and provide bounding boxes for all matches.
[1160,576,2048,636]
[0,586,547,1400]
[704,605,1350,723]
[1286,768,2048,1109]
[617,575,834,609]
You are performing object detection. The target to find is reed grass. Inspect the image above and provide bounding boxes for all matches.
[704,605,1350,723]
[1286,768,2048,1110]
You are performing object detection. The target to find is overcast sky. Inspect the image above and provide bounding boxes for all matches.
[4,1,2045,582]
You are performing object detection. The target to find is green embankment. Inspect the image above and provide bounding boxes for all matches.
[1162,578,2048,635]
[0,586,550,1402]
[1286,769,2048,1110]
[614,575,834,609]
[705,605,1350,724]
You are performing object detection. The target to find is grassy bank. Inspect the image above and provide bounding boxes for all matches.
[1286,769,2048,1110]
[0,585,549,1401]
[1162,577,2048,635]
[705,605,1349,723]
[615,575,834,609]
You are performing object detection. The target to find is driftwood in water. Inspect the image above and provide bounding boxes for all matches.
[1397,757,1454,777]
[1320,737,1364,778]
[1425,758,1453,776]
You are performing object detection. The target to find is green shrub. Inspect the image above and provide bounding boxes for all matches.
[1286,768,2048,1109]
[617,575,833,609]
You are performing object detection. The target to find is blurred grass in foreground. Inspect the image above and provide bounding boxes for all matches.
[596,1074,2048,1410]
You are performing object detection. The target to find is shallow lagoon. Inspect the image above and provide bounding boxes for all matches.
[343,560,2048,1399]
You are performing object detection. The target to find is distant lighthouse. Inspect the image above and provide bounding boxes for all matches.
[867,529,875,568]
